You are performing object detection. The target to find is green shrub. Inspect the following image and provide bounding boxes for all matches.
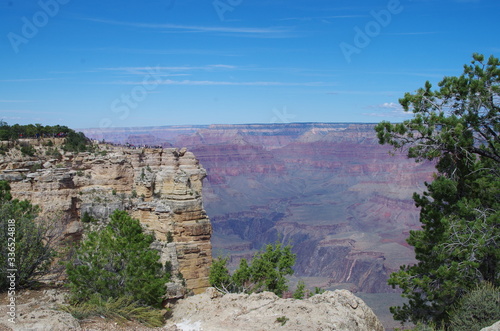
[293,280,306,299]
[0,181,56,290]
[0,144,9,155]
[45,147,62,159]
[313,287,325,295]
[209,256,232,292]
[276,316,289,326]
[81,211,97,223]
[20,143,36,156]
[30,163,42,172]
[164,261,172,276]
[66,210,170,307]
[166,231,174,243]
[403,322,444,331]
[209,241,296,296]
[63,131,90,153]
[449,282,500,331]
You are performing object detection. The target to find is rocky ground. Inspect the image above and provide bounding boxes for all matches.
[164,287,384,331]
[1,286,499,331]
[0,286,168,331]
[0,286,384,331]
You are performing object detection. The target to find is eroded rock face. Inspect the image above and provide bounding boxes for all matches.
[0,143,212,295]
[85,123,435,294]
[166,288,385,331]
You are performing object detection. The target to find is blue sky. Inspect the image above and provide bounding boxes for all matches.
[1,0,499,129]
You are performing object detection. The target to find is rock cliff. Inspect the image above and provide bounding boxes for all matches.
[84,123,436,328]
[0,140,212,294]
[86,123,434,294]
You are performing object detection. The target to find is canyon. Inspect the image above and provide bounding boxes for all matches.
[0,122,437,329]
[83,123,435,295]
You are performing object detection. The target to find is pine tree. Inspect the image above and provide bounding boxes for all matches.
[66,210,170,307]
[375,54,500,325]
[209,241,296,296]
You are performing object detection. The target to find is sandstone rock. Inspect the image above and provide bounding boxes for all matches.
[1,145,212,296]
[165,288,384,331]
[10,309,81,331]
[482,321,500,331]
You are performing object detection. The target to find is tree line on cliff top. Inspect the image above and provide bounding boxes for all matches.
[0,120,91,153]
[376,53,500,329]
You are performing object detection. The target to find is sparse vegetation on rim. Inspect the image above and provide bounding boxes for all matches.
[209,241,296,296]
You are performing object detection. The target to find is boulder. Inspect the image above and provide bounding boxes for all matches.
[482,321,500,331]
[165,288,384,331]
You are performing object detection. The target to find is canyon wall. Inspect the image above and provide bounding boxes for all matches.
[0,142,212,294]
[84,123,435,296]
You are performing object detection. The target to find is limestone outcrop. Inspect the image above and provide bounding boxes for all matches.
[165,287,385,331]
[0,142,212,294]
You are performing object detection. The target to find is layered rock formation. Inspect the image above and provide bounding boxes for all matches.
[0,141,212,294]
[84,123,436,328]
[85,123,434,294]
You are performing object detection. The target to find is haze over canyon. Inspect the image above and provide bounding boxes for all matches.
[84,123,434,294]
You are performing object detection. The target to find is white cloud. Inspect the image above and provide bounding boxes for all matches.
[83,18,292,38]
[379,102,402,110]
[0,78,54,82]
[363,102,412,118]
[106,79,331,87]
[0,100,35,103]
[97,65,238,74]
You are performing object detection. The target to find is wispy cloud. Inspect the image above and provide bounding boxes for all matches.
[361,71,446,78]
[75,47,241,57]
[0,78,54,82]
[104,79,332,87]
[278,15,368,22]
[384,31,440,36]
[363,102,412,118]
[0,100,35,103]
[93,65,239,78]
[327,90,401,96]
[0,110,67,115]
[83,18,292,38]
[98,65,237,72]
